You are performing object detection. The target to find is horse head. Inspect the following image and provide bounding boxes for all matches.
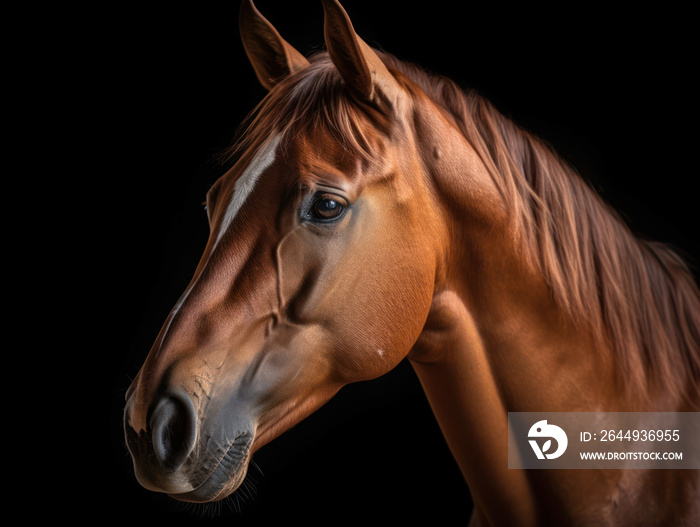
[124,0,454,502]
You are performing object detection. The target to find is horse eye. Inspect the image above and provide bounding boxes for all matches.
[309,194,347,222]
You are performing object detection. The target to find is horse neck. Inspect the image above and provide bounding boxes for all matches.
[401,81,699,526]
[408,221,621,525]
[405,129,628,525]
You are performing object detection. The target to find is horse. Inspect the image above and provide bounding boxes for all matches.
[123,1,700,524]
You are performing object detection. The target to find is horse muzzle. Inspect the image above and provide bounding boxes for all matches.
[124,388,254,502]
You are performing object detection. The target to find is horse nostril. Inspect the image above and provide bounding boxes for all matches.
[149,392,197,471]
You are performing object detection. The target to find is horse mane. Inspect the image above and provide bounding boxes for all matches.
[223,50,700,408]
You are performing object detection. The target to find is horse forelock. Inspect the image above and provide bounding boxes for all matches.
[220,53,391,176]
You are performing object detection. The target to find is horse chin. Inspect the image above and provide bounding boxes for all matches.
[169,433,254,503]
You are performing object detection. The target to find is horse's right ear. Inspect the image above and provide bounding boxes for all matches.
[239,0,310,91]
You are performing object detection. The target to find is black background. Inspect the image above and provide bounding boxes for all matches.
[53,0,697,524]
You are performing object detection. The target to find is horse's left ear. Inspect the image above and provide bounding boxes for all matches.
[322,0,401,108]
[239,0,310,91]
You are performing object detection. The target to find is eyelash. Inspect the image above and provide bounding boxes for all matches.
[302,192,348,223]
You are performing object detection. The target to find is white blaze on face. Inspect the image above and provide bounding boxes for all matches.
[213,134,281,248]
[154,135,282,348]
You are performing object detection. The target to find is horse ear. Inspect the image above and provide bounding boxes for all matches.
[321,0,400,107]
[239,0,310,91]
